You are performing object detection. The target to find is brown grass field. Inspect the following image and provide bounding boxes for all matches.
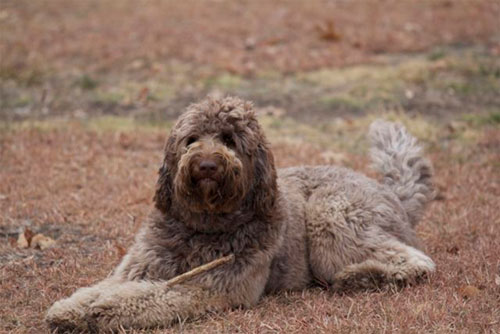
[1,1,500,333]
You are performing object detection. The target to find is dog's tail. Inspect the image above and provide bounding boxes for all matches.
[368,120,434,227]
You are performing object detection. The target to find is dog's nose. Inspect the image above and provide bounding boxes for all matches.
[199,160,218,174]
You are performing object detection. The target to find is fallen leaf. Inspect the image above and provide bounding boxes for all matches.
[222,62,242,75]
[459,285,480,299]
[352,41,362,49]
[118,132,133,149]
[440,0,453,8]
[316,20,342,42]
[434,181,447,201]
[115,243,127,258]
[447,120,467,134]
[434,191,446,201]
[446,245,459,254]
[137,86,149,103]
[30,234,56,250]
[17,232,29,248]
[495,275,500,286]
[24,228,35,246]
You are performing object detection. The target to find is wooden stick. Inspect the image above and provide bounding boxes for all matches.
[165,254,235,287]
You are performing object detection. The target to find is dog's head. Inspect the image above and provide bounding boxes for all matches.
[154,96,277,221]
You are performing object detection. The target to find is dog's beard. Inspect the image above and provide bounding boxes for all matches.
[174,153,247,214]
[197,178,220,208]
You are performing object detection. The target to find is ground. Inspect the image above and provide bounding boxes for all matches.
[1,1,499,333]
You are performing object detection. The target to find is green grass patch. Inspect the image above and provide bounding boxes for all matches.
[462,111,500,126]
[259,111,442,154]
[86,116,173,132]
[74,75,99,90]
[428,48,447,61]
[0,116,173,135]
[205,73,244,90]
[319,96,364,113]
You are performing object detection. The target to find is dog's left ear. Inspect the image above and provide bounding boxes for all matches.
[252,140,278,218]
[154,135,176,213]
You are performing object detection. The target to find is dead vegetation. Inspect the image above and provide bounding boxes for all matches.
[1,118,499,334]
[1,0,499,75]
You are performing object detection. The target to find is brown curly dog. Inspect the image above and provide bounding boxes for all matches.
[46,96,435,332]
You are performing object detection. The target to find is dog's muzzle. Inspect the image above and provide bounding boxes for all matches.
[174,140,246,213]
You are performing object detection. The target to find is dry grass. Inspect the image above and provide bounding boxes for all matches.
[1,118,499,334]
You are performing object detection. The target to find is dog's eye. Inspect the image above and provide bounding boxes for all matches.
[186,136,198,146]
[221,133,235,147]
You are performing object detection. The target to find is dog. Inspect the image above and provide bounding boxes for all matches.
[46,96,435,332]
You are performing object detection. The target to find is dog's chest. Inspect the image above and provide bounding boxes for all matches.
[169,225,264,274]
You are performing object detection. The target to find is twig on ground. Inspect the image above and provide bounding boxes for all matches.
[165,254,235,286]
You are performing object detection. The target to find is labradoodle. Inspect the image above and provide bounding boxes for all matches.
[46,96,435,332]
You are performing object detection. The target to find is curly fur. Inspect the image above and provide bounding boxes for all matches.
[46,96,435,332]
[368,120,435,226]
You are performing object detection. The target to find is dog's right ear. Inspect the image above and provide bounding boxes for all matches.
[154,135,176,213]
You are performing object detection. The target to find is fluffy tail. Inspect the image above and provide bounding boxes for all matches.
[368,120,434,227]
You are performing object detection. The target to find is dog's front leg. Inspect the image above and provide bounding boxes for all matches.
[86,281,226,332]
[86,263,270,332]
[45,278,123,332]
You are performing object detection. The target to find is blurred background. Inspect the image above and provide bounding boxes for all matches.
[1,2,500,333]
[1,0,499,123]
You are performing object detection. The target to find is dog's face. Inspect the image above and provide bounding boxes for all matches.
[174,128,250,214]
[154,97,277,221]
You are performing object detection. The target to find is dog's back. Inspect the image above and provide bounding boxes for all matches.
[272,120,435,290]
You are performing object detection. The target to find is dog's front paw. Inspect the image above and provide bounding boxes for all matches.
[84,281,181,331]
[45,281,119,332]
[45,298,90,332]
[86,296,154,332]
[85,304,120,333]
